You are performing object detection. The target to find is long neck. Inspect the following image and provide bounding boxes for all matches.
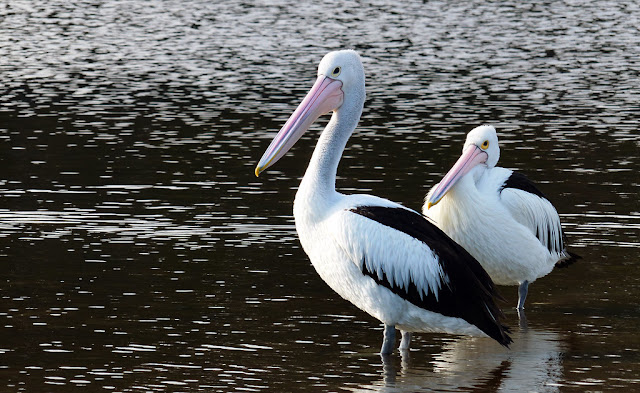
[299,86,365,198]
[446,166,486,209]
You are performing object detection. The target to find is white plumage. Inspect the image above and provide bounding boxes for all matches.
[424,125,579,310]
[296,195,453,333]
[256,51,511,354]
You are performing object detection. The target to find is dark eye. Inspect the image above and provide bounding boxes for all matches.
[330,67,341,77]
[481,140,489,149]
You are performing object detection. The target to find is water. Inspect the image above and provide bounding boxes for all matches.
[0,0,638,391]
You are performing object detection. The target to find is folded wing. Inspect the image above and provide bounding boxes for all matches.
[329,205,512,346]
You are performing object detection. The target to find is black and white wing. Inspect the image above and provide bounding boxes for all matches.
[329,203,512,346]
[499,172,579,266]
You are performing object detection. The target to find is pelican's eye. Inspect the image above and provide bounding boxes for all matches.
[330,66,341,77]
[480,140,490,149]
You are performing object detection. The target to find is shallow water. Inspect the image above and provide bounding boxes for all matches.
[1,0,639,391]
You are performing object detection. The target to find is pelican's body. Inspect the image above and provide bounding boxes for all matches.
[424,125,579,310]
[256,51,510,354]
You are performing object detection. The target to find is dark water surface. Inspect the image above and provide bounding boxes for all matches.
[1,1,639,391]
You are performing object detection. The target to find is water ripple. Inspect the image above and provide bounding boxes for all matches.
[0,0,639,392]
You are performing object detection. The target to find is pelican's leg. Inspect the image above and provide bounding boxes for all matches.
[517,280,529,311]
[399,330,412,351]
[380,324,396,355]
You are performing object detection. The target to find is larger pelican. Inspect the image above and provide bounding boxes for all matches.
[424,125,580,311]
[255,50,511,354]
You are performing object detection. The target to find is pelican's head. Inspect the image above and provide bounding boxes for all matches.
[463,125,500,169]
[255,50,364,176]
[317,50,365,97]
[426,125,500,209]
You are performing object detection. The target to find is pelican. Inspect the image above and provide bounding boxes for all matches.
[424,125,580,311]
[255,50,511,354]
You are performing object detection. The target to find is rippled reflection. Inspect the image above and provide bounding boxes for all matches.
[433,328,563,391]
[1,0,639,391]
[341,326,564,392]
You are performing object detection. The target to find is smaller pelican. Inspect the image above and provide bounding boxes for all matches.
[424,125,579,311]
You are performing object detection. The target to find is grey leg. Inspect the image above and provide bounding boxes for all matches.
[517,280,529,310]
[399,330,412,351]
[380,324,396,355]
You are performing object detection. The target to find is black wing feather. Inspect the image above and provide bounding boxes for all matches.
[555,251,581,268]
[349,206,512,347]
[500,172,547,199]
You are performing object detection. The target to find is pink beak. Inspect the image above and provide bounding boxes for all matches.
[427,145,488,208]
[255,75,344,176]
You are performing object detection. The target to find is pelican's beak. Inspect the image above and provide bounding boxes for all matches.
[427,145,488,208]
[255,75,344,176]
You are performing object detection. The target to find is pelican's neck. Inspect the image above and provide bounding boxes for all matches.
[445,165,487,209]
[450,174,478,200]
[298,86,365,201]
